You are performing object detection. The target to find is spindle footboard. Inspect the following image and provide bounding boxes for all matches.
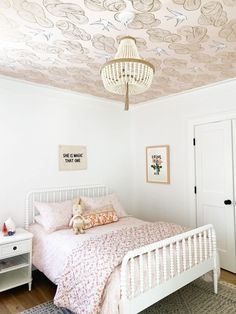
[119,224,218,314]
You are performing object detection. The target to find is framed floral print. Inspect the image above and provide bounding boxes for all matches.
[146,145,170,184]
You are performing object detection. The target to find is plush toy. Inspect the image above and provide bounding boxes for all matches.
[69,199,88,234]
[4,217,16,236]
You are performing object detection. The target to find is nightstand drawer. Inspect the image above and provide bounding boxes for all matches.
[0,240,31,258]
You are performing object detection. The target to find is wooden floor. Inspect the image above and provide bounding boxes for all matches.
[0,271,56,314]
[220,269,236,285]
[0,269,235,314]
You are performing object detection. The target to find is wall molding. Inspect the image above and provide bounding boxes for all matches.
[131,78,236,111]
[0,74,235,111]
[0,75,123,109]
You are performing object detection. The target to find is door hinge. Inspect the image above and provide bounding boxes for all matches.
[193,138,196,146]
[194,186,197,194]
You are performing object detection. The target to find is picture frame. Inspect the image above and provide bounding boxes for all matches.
[146,145,170,184]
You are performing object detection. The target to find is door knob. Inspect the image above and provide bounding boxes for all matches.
[224,199,232,205]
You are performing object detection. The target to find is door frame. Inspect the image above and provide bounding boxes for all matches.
[187,109,236,228]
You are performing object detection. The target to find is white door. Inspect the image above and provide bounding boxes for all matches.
[195,120,236,273]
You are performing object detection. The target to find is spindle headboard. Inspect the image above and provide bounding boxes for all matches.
[25,185,108,229]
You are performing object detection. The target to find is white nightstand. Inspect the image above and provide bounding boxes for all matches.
[0,228,33,292]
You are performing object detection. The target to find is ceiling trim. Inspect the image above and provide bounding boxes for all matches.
[0,74,235,111]
[0,74,123,106]
[130,78,236,111]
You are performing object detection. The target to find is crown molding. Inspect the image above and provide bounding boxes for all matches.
[0,74,235,111]
[0,74,123,107]
[130,78,236,111]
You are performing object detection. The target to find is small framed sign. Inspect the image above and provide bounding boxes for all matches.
[59,145,87,171]
[146,145,170,184]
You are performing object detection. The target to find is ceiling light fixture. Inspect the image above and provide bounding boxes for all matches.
[100,12,155,111]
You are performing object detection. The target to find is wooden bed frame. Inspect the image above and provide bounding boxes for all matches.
[25,185,218,314]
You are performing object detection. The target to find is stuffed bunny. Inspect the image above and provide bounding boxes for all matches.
[69,199,88,234]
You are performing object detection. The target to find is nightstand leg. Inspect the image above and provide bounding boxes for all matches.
[28,282,32,291]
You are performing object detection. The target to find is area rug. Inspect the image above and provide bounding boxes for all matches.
[20,279,236,314]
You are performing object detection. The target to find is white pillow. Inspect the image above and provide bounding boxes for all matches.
[80,193,127,218]
[34,215,44,226]
[34,200,73,233]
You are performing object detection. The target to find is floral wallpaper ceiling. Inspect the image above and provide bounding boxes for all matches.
[0,0,235,104]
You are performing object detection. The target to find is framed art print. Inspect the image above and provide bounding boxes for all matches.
[146,145,170,184]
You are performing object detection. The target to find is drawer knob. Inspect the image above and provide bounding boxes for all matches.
[13,246,17,251]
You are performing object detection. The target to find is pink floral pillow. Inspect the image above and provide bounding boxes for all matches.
[80,193,127,218]
[83,205,118,229]
[34,200,73,233]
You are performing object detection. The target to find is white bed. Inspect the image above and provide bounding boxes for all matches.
[25,185,218,314]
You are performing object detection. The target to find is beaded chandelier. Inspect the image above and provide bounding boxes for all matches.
[101,36,155,111]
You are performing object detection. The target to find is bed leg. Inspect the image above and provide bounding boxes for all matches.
[213,269,218,294]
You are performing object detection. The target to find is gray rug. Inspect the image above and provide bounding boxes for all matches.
[20,279,236,314]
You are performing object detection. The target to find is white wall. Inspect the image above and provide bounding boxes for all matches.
[130,80,236,226]
[1,77,236,229]
[0,78,131,227]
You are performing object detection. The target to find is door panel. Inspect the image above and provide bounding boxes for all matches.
[195,120,236,272]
